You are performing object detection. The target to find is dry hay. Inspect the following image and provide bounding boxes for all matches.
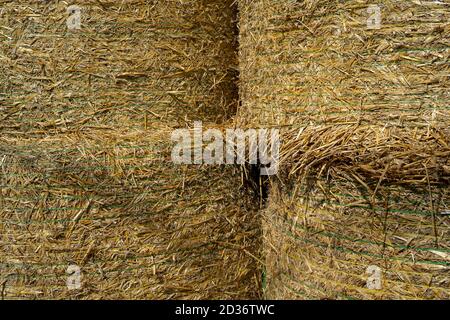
[238,0,450,299]
[264,180,449,299]
[0,0,261,299]
[0,128,261,299]
[1,0,239,134]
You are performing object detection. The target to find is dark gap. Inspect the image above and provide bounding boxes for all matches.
[248,164,270,203]
[230,1,265,298]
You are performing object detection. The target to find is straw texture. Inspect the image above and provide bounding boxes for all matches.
[0,0,261,299]
[238,0,449,299]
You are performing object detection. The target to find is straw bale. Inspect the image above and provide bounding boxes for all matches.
[0,128,261,299]
[1,0,239,137]
[264,180,449,299]
[238,0,449,299]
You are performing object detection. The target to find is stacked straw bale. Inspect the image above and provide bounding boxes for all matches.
[238,0,450,299]
[0,0,261,299]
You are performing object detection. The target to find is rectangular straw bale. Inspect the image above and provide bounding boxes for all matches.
[238,0,449,299]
